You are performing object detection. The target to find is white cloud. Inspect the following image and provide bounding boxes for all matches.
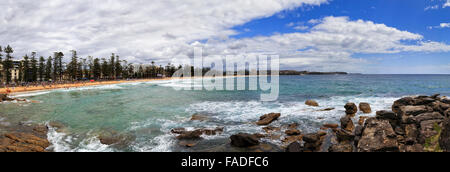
[194,16,450,72]
[444,0,450,8]
[425,5,439,10]
[0,0,328,63]
[428,22,450,29]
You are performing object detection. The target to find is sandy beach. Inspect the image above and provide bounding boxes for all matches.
[0,78,175,95]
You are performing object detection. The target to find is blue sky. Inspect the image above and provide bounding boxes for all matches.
[230,0,450,74]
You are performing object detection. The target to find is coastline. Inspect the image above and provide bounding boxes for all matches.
[0,75,249,96]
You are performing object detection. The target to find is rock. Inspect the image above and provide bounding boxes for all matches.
[335,129,355,143]
[442,98,450,104]
[358,116,369,126]
[282,135,303,144]
[0,132,50,152]
[445,109,450,118]
[376,110,399,127]
[285,142,303,152]
[419,120,443,151]
[230,133,260,147]
[285,129,301,136]
[179,141,197,147]
[305,100,319,107]
[359,102,372,114]
[256,113,281,125]
[303,133,320,143]
[340,116,354,132]
[399,105,430,116]
[412,112,445,124]
[404,144,424,152]
[252,133,267,139]
[345,103,358,115]
[439,118,450,152]
[414,97,435,106]
[405,124,418,145]
[354,125,364,136]
[190,113,209,121]
[171,128,186,134]
[262,126,280,133]
[329,142,353,152]
[392,97,415,114]
[357,118,399,152]
[318,108,335,111]
[287,123,298,129]
[0,94,14,101]
[323,123,339,129]
[48,121,65,130]
[201,127,224,136]
[176,130,203,140]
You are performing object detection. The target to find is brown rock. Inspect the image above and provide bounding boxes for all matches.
[323,123,339,129]
[399,105,430,116]
[230,133,260,147]
[285,129,301,136]
[392,97,415,114]
[439,118,450,152]
[176,130,203,140]
[305,100,319,107]
[285,142,303,152]
[262,126,280,133]
[0,132,50,152]
[190,114,209,121]
[345,103,358,115]
[358,116,369,126]
[340,116,354,132]
[357,118,399,152]
[256,113,281,125]
[359,102,372,114]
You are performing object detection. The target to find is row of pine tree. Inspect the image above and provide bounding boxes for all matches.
[0,45,180,85]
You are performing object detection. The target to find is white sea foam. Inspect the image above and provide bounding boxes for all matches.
[11,91,52,98]
[46,125,113,152]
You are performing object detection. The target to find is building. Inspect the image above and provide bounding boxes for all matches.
[0,60,22,83]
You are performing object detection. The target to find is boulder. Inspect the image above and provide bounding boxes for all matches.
[392,97,415,114]
[302,133,320,143]
[285,129,301,136]
[323,123,339,129]
[190,114,209,121]
[358,116,369,126]
[305,100,319,107]
[256,113,281,125]
[357,118,399,152]
[328,142,353,152]
[287,123,299,129]
[404,124,418,145]
[399,105,430,116]
[335,129,355,143]
[345,103,358,115]
[201,127,224,136]
[359,102,372,114]
[376,110,399,127]
[439,118,450,152]
[230,133,260,147]
[0,94,14,101]
[176,130,203,140]
[262,126,280,133]
[414,97,436,106]
[419,120,443,150]
[412,112,445,124]
[285,142,303,152]
[171,128,186,134]
[0,132,50,152]
[340,116,354,132]
[442,98,450,104]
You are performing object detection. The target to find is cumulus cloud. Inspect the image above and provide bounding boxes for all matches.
[0,0,328,63]
[194,16,450,72]
[445,0,450,8]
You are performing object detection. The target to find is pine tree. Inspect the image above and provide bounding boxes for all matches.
[31,52,38,82]
[39,56,45,81]
[68,50,78,81]
[45,56,52,81]
[4,45,14,84]
[0,46,3,83]
[109,53,115,79]
[101,58,109,79]
[115,55,122,79]
[23,54,30,82]
[93,58,101,79]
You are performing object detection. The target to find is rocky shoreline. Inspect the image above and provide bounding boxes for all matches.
[1,93,450,152]
[172,94,450,152]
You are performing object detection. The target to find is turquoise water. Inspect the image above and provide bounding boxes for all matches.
[0,75,449,152]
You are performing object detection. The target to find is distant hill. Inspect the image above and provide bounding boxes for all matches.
[279,70,348,75]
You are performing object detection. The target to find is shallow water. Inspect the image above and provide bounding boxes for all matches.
[0,75,449,152]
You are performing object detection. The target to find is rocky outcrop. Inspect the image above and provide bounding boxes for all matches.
[359,102,372,114]
[439,118,450,152]
[340,116,354,132]
[190,113,209,121]
[285,129,301,136]
[256,113,281,125]
[230,133,260,147]
[305,100,319,107]
[285,142,303,152]
[357,118,399,152]
[173,127,224,140]
[345,103,358,115]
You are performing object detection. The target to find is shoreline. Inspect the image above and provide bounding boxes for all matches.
[0,75,248,96]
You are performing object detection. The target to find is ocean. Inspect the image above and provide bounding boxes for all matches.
[0,74,449,152]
